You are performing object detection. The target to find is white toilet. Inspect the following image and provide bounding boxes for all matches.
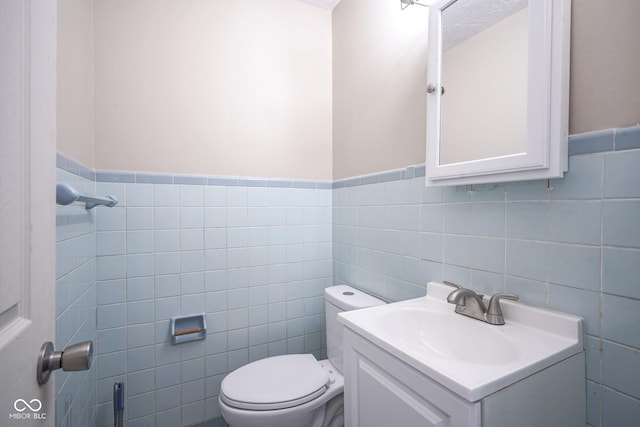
[219,285,385,427]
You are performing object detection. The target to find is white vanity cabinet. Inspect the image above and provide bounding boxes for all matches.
[343,328,586,427]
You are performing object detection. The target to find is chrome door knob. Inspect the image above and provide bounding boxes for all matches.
[36,340,93,385]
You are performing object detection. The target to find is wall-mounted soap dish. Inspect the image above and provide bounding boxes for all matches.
[170,313,207,344]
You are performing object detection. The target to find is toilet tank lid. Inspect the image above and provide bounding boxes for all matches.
[324,285,385,311]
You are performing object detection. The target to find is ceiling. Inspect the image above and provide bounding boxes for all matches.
[297,0,342,10]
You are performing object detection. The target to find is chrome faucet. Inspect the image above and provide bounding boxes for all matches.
[444,282,518,325]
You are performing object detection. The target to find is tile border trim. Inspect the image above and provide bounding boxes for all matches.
[57,125,639,189]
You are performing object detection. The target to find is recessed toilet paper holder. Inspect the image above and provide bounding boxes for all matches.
[37,340,93,385]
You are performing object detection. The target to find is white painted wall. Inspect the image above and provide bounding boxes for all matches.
[57,0,94,168]
[93,0,333,180]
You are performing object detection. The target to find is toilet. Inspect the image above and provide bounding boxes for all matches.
[219,285,385,427]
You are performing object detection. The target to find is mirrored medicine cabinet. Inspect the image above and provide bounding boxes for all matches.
[425,0,571,186]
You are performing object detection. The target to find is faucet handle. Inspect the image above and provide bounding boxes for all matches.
[486,293,519,325]
[443,280,463,290]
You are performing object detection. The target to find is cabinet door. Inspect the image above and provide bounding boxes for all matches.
[344,330,480,427]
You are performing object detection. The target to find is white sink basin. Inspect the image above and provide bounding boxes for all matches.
[379,306,521,365]
[338,282,584,402]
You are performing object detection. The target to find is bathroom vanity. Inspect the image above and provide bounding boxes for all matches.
[338,282,586,427]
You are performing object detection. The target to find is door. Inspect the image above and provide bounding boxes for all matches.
[0,0,57,425]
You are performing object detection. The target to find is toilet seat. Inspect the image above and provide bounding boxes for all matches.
[220,354,329,411]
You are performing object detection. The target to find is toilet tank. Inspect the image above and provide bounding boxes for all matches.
[324,285,385,373]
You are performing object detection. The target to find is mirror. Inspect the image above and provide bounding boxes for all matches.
[426,0,571,186]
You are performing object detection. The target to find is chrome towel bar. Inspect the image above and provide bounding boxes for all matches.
[56,182,118,209]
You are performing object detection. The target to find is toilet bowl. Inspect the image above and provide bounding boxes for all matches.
[219,285,385,427]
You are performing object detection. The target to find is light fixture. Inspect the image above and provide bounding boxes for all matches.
[400,0,430,10]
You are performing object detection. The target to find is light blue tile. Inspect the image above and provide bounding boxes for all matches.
[471,183,506,202]
[127,230,154,254]
[127,253,154,278]
[97,351,126,379]
[97,328,126,354]
[603,294,640,348]
[157,409,181,427]
[96,171,135,183]
[181,229,204,251]
[505,240,547,281]
[182,272,204,294]
[204,186,227,207]
[205,208,226,229]
[228,288,249,310]
[127,207,153,230]
[205,291,227,313]
[551,154,604,200]
[128,346,155,372]
[154,185,180,207]
[442,185,471,203]
[471,270,504,295]
[506,180,549,201]
[548,244,601,291]
[97,304,126,329]
[181,400,205,427]
[155,342,181,367]
[181,294,205,314]
[205,270,227,292]
[155,297,180,321]
[181,207,204,229]
[155,275,179,298]
[443,235,471,267]
[182,358,205,383]
[127,277,154,301]
[127,322,155,350]
[420,204,443,233]
[227,248,249,269]
[154,207,180,230]
[204,228,226,250]
[97,280,126,305]
[442,265,471,288]
[97,206,126,232]
[586,381,601,427]
[155,253,180,275]
[604,150,640,198]
[155,230,180,252]
[227,187,248,207]
[569,129,614,156]
[127,369,155,396]
[227,228,248,248]
[603,201,640,248]
[603,248,640,299]
[268,302,287,322]
[506,202,547,240]
[156,363,181,389]
[602,387,640,427]
[471,237,504,274]
[97,255,126,281]
[136,172,171,184]
[548,201,601,245]
[127,300,155,325]
[228,329,248,351]
[96,232,126,256]
[126,184,154,207]
[585,335,601,382]
[180,185,204,206]
[156,385,181,412]
[205,249,227,271]
[505,276,546,307]
[615,125,640,151]
[548,285,600,335]
[420,260,444,284]
[421,185,443,204]
[471,203,505,237]
[603,341,640,398]
[228,308,249,330]
[443,204,471,234]
[205,354,227,376]
[127,392,155,419]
